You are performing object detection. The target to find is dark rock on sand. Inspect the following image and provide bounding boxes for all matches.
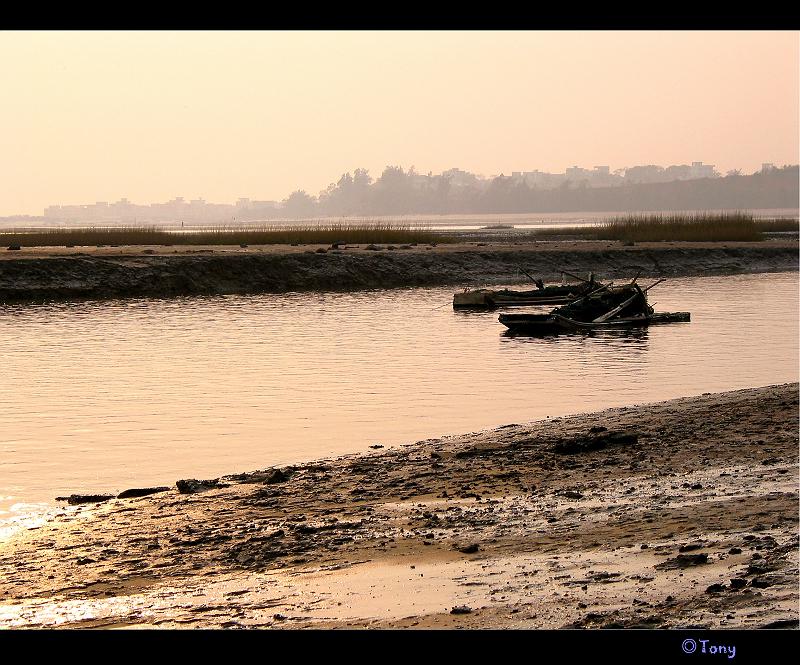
[450,606,472,615]
[117,487,171,499]
[655,553,709,570]
[552,430,638,454]
[456,543,480,554]
[56,494,115,505]
[750,578,774,588]
[746,560,771,576]
[176,479,227,494]
[761,619,800,629]
[263,469,290,484]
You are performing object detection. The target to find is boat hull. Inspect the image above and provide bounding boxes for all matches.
[499,311,691,334]
[453,286,583,310]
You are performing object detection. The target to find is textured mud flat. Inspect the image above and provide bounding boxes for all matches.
[0,383,797,629]
[0,240,796,303]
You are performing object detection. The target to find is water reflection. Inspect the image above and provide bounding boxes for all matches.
[503,325,649,347]
[502,326,651,342]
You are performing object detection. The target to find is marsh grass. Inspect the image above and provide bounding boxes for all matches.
[755,218,800,233]
[0,222,450,247]
[597,212,761,242]
[531,212,785,242]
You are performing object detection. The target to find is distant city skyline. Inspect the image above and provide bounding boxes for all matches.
[1,31,797,216]
[4,161,789,222]
[27,160,768,220]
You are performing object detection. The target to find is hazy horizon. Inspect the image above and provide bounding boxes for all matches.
[1,30,797,216]
[9,161,795,216]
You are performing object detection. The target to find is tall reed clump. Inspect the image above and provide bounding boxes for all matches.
[755,218,800,233]
[0,222,450,248]
[594,212,762,242]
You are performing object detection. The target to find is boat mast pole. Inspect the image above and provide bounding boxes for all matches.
[641,278,666,293]
[516,265,540,287]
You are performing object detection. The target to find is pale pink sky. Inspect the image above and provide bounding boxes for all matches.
[0,30,797,215]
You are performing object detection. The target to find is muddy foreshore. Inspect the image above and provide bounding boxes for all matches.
[0,240,797,303]
[0,383,797,629]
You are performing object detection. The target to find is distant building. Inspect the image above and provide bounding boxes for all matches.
[689,162,717,179]
[565,166,592,182]
[442,168,480,188]
[519,170,566,189]
[623,165,665,184]
[590,166,617,187]
[665,164,692,180]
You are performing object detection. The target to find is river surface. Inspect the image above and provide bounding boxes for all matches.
[0,272,797,537]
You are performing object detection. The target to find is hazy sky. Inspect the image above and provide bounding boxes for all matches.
[1,30,797,215]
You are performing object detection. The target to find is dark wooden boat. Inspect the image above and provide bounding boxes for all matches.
[454,285,586,309]
[453,270,597,310]
[499,311,691,334]
[498,278,690,334]
[498,313,562,334]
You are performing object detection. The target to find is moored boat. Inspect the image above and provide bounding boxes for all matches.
[498,278,690,334]
[453,271,597,310]
[499,311,691,334]
[453,285,586,309]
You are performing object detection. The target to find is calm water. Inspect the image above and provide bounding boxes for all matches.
[0,273,797,537]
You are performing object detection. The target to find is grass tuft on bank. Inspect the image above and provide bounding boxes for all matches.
[597,212,761,242]
[755,218,800,233]
[530,212,795,242]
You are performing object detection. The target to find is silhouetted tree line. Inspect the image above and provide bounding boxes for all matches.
[277,165,798,217]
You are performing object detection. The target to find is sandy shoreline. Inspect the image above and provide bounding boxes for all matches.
[0,239,797,303]
[0,383,796,629]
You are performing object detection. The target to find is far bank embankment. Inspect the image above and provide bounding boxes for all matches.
[0,240,797,303]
